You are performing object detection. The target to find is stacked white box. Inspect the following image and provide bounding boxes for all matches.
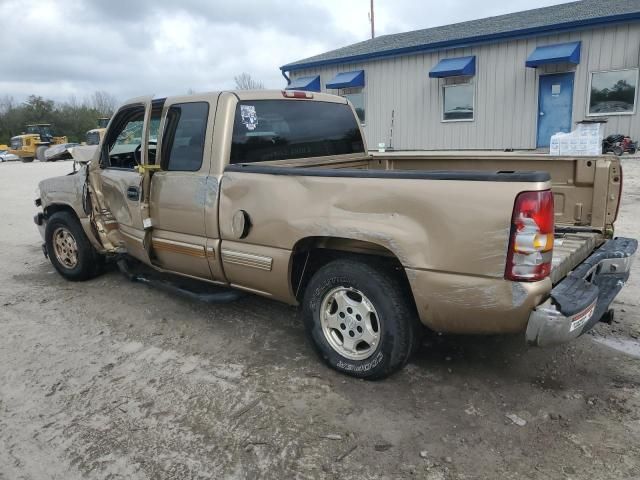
[550,122,604,156]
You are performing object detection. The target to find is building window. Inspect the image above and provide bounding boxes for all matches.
[442,83,474,122]
[341,88,365,124]
[588,69,638,116]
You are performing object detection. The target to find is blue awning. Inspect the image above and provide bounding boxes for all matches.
[526,41,581,68]
[326,70,365,89]
[429,56,476,78]
[285,75,321,92]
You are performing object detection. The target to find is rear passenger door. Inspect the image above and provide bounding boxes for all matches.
[149,98,218,280]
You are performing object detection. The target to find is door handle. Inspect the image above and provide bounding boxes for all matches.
[127,186,140,201]
[539,111,545,116]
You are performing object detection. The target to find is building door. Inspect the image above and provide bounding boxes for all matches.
[537,72,574,148]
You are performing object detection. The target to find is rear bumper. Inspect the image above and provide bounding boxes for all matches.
[526,237,637,346]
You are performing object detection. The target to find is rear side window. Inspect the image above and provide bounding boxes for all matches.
[230,100,365,164]
[161,102,209,171]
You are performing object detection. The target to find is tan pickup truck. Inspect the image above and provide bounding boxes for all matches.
[33,90,637,379]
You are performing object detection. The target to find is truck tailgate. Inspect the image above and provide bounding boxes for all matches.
[551,232,602,284]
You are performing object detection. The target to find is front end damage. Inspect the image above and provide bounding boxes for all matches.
[526,237,637,346]
[33,159,107,257]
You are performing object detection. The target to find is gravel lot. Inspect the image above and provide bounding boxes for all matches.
[1,159,639,480]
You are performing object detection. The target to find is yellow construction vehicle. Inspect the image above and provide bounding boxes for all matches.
[9,124,68,162]
[85,117,110,145]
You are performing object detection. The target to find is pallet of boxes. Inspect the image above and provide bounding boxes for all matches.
[550,121,605,156]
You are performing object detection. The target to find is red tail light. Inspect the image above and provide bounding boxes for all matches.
[282,90,314,99]
[505,190,554,282]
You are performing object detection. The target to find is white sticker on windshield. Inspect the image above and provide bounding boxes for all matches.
[240,105,258,131]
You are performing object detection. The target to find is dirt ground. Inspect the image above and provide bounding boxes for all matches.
[0,158,639,480]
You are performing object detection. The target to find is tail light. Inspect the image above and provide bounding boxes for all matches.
[505,190,554,282]
[282,90,314,99]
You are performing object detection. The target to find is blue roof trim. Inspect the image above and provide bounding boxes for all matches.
[285,75,321,92]
[281,13,640,72]
[326,70,365,89]
[526,41,581,67]
[429,56,475,78]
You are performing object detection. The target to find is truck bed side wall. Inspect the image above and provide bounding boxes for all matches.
[270,154,622,232]
[219,171,550,333]
[373,155,622,231]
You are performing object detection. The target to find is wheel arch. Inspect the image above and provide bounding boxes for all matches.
[44,202,104,253]
[44,202,78,219]
[289,236,414,303]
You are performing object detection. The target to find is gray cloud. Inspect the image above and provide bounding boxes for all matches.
[1,0,571,104]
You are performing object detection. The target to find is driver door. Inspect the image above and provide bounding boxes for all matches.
[98,96,156,264]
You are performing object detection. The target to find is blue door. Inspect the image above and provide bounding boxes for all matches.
[537,72,574,148]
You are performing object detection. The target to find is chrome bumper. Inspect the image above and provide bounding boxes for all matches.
[526,237,637,346]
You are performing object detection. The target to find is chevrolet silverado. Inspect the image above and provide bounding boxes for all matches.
[33,90,637,379]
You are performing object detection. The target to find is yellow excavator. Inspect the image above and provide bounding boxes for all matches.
[9,124,68,162]
[85,117,110,145]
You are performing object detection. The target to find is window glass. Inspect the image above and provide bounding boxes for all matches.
[230,100,364,164]
[342,89,365,124]
[162,102,209,171]
[443,83,474,121]
[107,109,144,169]
[589,69,638,115]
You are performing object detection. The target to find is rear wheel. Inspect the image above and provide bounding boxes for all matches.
[45,211,103,281]
[21,156,34,163]
[302,258,418,380]
[36,145,48,161]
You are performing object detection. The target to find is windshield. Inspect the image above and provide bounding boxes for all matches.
[230,100,364,164]
[26,125,53,137]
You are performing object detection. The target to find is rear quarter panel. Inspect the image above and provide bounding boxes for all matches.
[219,171,551,332]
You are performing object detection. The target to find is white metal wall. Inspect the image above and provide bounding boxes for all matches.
[288,23,640,150]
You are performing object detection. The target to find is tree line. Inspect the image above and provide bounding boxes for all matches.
[0,75,264,145]
[0,91,117,144]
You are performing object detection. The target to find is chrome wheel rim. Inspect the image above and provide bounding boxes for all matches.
[52,227,78,269]
[320,286,381,361]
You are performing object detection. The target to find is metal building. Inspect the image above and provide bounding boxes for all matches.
[280,0,640,151]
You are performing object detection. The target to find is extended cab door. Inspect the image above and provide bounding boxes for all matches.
[97,96,157,263]
[147,95,220,280]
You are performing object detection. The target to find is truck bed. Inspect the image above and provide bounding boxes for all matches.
[236,151,621,284]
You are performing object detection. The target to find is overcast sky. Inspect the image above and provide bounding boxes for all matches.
[1,0,573,104]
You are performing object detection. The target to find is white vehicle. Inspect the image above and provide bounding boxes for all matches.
[0,150,20,162]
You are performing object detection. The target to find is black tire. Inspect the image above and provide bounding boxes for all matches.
[302,258,419,380]
[613,145,624,156]
[629,147,637,155]
[36,145,48,162]
[21,156,34,163]
[45,211,103,281]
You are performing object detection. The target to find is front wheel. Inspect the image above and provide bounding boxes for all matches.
[21,156,34,163]
[302,258,419,380]
[45,211,103,281]
[613,145,624,156]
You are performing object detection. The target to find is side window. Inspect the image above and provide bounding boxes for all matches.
[103,107,145,170]
[161,102,209,171]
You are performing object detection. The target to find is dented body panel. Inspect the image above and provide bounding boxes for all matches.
[33,89,635,340]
